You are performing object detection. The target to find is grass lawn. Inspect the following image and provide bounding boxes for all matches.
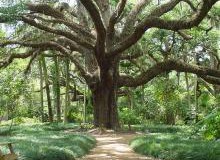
[130,125,220,160]
[0,123,96,160]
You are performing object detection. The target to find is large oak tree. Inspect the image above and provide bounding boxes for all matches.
[0,0,220,129]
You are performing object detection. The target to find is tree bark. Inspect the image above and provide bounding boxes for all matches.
[53,56,61,122]
[91,84,119,129]
[90,64,120,129]
[194,53,200,123]
[38,57,44,122]
[165,73,175,125]
[165,109,175,125]
[185,72,191,108]
[42,56,53,122]
[64,58,70,123]
[194,76,199,123]
[128,88,134,110]
[83,85,87,123]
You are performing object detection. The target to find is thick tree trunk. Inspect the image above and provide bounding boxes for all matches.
[90,65,120,129]
[92,83,119,129]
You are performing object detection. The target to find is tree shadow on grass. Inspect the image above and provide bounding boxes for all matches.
[130,133,220,160]
[0,123,96,160]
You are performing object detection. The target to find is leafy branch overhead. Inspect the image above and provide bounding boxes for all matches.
[0,2,26,22]
[0,0,219,88]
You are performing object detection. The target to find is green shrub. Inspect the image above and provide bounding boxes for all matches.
[196,110,220,140]
[67,112,83,123]
[13,117,40,124]
[119,107,142,130]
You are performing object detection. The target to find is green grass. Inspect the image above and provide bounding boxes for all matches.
[127,124,188,133]
[130,125,220,160]
[0,123,96,160]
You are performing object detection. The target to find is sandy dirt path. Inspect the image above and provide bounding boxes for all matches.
[78,133,158,160]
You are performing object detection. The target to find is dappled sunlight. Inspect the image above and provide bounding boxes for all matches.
[79,133,158,160]
[96,136,123,144]
[49,135,66,139]
[131,131,220,160]
[0,123,96,160]
[99,143,131,152]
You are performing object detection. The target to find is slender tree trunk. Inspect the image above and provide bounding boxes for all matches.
[127,88,134,109]
[141,85,145,108]
[158,0,161,5]
[165,110,175,125]
[83,85,87,123]
[53,56,61,122]
[165,73,175,125]
[185,72,191,108]
[38,57,44,122]
[194,53,200,123]
[64,58,70,123]
[8,118,14,135]
[210,52,220,97]
[194,76,199,123]
[42,56,53,122]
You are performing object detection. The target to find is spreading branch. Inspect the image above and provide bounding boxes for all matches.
[22,16,94,50]
[26,3,64,19]
[26,3,94,42]
[109,0,217,56]
[198,78,215,96]
[0,49,37,68]
[201,76,220,86]
[0,41,90,80]
[120,51,143,60]
[79,0,106,54]
[57,37,87,54]
[177,30,193,40]
[182,0,197,12]
[149,0,181,17]
[119,59,220,87]
[108,0,127,39]
[0,41,62,49]
[121,0,152,38]
[24,49,41,74]
[140,0,218,30]
[27,14,95,41]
